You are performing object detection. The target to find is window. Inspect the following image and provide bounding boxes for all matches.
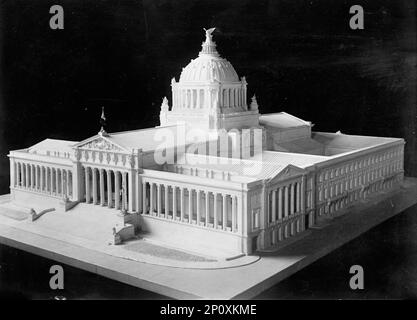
[252,209,260,230]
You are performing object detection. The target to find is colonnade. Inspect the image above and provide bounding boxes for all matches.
[266,181,304,245]
[173,86,247,110]
[268,182,302,223]
[142,181,239,233]
[84,166,128,210]
[13,161,72,197]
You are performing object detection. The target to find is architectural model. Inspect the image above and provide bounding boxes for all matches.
[6,28,405,258]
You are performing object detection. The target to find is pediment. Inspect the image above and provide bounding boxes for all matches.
[73,135,127,152]
[268,164,305,185]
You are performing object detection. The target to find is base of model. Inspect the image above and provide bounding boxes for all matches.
[1,177,416,299]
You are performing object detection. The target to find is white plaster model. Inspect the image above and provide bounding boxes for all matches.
[7,28,405,258]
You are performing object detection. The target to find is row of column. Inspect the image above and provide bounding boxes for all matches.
[269,217,303,246]
[221,87,244,108]
[84,167,128,210]
[176,88,206,109]
[268,182,302,224]
[13,161,72,197]
[142,182,239,232]
[173,86,246,110]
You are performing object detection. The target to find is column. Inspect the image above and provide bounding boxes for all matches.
[115,172,120,209]
[15,162,20,187]
[278,188,283,220]
[20,164,25,187]
[180,188,184,221]
[35,166,39,190]
[92,168,98,204]
[31,165,35,189]
[196,190,201,225]
[99,169,105,206]
[142,182,147,214]
[188,188,193,223]
[49,168,53,194]
[107,170,112,208]
[122,172,127,211]
[149,183,154,214]
[55,168,59,195]
[23,164,26,188]
[40,166,44,191]
[284,186,289,217]
[213,193,218,228]
[300,175,306,231]
[290,184,295,215]
[128,171,135,212]
[271,190,277,223]
[66,170,70,197]
[61,170,65,196]
[222,194,227,230]
[172,186,177,219]
[232,195,237,232]
[25,164,30,188]
[165,185,169,218]
[10,161,15,187]
[205,191,210,227]
[85,167,90,203]
[157,184,161,215]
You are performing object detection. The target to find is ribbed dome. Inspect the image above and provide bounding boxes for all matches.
[179,28,240,83]
[179,56,239,83]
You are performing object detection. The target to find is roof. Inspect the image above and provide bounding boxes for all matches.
[174,151,323,181]
[28,139,78,156]
[179,55,239,83]
[104,125,183,152]
[259,112,311,129]
[273,137,324,154]
[312,132,403,149]
[259,151,328,168]
[178,30,239,83]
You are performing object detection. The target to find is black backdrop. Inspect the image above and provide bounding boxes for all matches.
[0,0,416,299]
[1,0,416,194]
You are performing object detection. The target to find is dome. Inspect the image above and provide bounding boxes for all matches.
[178,28,240,83]
[179,56,239,83]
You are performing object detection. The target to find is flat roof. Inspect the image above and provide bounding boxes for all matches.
[176,153,288,181]
[259,112,311,129]
[312,132,403,148]
[28,139,78,155]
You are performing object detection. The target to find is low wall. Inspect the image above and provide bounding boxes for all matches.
[11,188,62,208]
[139,214,245,256]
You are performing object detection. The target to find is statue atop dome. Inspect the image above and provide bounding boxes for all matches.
[203,27,216,42]
[200,27,218,56]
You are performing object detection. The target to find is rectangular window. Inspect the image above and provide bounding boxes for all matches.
[253,209,260,230]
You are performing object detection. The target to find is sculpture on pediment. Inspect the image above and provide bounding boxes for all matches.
[128,154,135,168]
[74,148,82,161]
[82,138,122,152]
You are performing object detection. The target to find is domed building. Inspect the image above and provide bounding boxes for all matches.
[6,28,405,257]
[160,28,260,131]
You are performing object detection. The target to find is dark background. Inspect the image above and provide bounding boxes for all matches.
[0,0,416,299]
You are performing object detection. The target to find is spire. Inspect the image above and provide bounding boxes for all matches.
[98,106,109,136]
[200,27,219,57]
